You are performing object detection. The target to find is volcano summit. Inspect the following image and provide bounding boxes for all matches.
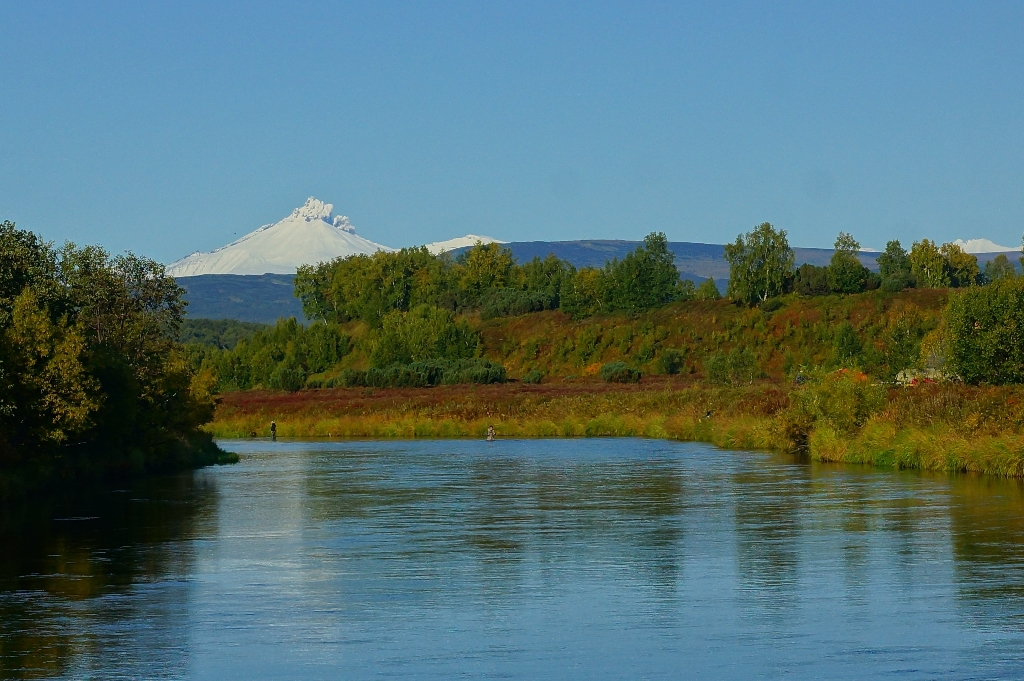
[167,198,392,276]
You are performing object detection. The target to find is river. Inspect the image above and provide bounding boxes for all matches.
[3,438,1024,679]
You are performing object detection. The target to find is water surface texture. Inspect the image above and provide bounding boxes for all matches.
[3,439,1024,679]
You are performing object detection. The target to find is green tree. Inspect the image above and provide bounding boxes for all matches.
[457,242,515,299]
[945,278,1024,384]
[724,223,794,305]
[876,240,911,279]
[832,321,863,367]
[793,264,830,296]
[984,253,1017,283]
[909,239,950,288]
[370,306,478,368]
[0,221,224,487]
[559,266,603,319]
[827,232,868,294]
[601,232,681,314]
[940,242,979,288]
[695,277,722,300]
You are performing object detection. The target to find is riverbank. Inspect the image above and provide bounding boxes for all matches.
[0,432,237,501]
[208,381,1024,478]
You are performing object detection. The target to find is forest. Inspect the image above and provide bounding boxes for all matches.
[0,221,232,498]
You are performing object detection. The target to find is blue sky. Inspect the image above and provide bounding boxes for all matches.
[1,1,1022,262]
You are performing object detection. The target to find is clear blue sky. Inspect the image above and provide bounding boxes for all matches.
[1,1,1022,263]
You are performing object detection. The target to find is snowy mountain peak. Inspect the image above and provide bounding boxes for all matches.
[167,198,391,277]
[950,238,1020,254]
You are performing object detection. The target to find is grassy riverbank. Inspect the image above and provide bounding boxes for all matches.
[209,380,1024,478]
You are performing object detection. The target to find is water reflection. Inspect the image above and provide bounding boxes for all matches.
[3,439,1024,679]
[0,473,218,679]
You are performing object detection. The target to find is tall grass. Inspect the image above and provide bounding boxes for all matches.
[210,381,1024,478]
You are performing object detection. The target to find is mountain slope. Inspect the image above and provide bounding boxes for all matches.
[167,198,392,276]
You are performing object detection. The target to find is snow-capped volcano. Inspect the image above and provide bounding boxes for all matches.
[950,238,1020,254]
[167,198,393,276]
[423,234,507,255]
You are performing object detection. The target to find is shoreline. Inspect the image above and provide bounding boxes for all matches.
[208,382,1024,479]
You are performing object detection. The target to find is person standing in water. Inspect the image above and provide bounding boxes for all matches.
[270,420,277,441]
[486,425,495,441]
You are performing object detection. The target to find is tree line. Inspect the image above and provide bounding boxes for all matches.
[294,232,709,327]
[725,222,1019,305]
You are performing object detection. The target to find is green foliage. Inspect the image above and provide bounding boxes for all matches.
[877,240,911,279]
[676,279,696,301]
[881,274,913,292]
[789,370,886,437]
[192,318,351,391]
[827,232,869,294]
[294,233,692,324]
[329,358,506,389]
[457,242,516,297]
[521,368,544,384]
[370,306,478,369]
[655,347,686,375]
[600,361,641,383]
[724,222,794,305]
[946,279,1024,384]
[480,288,551,320]
[941,243,980,288]
[984,254,1017,283]
[880,306,927,380]
[694,278,722,300]
[295,246,449,326]
[0,220,224,487]
[601,232,682,314]
[178,318,268,349]
[559,266,603,319]
[704,347,759,386]
[794,264,830,296]
[832,321,863,367]
[910,239,950,288]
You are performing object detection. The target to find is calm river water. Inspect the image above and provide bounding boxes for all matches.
[3,438,1024,679]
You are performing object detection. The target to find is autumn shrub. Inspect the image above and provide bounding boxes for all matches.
[600,361,640,383]
[704,347,759,386]
[655,347,686,375]
[785,370,886,448]
[522,369,544,384]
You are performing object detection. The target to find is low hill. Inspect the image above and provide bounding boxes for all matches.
[177,273,304,323]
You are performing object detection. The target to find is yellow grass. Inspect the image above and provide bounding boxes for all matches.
[209,381,1024,478]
